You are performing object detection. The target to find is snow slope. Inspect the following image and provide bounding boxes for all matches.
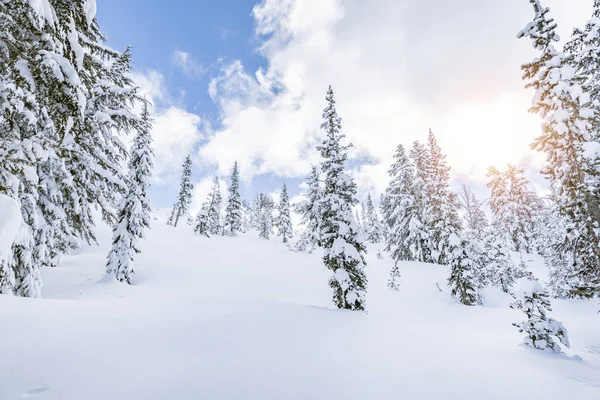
[1,213,599,400]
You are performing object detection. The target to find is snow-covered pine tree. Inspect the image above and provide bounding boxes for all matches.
[364,193,383,243]
[254,193,274,239]
[510,280,570,352]
[276,183,293,243]
[477,231,520,294]
[317,86,367,311]
[406,141,431,262]
[457,184,488,240]
[519,0,600,298]
[223,161,242,236]
[168,155,194,227]
[447,233,478,306]
[193,203,210,238]
[205,176,223,235]
[240,199,253,233]
[425,130,461,265]
[295,165,322,252]
[487,165,536,254]
[355,209,364,237]
[382,144,416,266]
[106,103,154,284]
[1,0,144,296]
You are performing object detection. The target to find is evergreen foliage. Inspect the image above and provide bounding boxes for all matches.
[168,155,194,228]
[276,183,293,243]
[224,161,242,236]
[295,165,323,253]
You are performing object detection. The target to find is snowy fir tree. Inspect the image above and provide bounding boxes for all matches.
[106,103,154,284]
[317,86,367,311]
[477,231,520,295]
[193,204,211,238]
[168,155,194,228]
[0,0,144,296]
[364,193,383,243]
[511,281,570,352]
[457,184,488,240]
[276,183,293,243]
[204,176,223,235]
[447,233,478,306]
[223,161,242,236]
[424,130,461,265]
[519,0,600,298]
[253,193,274,240]
[406,141,432,263]
[487,165,537,254]
[295,165,323,253]
[382,144,417,265]
[240,199,253,233]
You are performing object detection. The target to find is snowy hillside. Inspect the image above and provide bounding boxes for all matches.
[1,214,599,400]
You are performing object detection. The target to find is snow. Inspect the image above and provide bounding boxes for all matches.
[83,0,97,26]
[0,212,599,399]
[0,194,21,262]
[28,0,56,27]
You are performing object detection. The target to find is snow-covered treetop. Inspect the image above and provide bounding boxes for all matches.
[517,0,559,49]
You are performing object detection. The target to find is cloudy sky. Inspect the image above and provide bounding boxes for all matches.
[99,0,592,209]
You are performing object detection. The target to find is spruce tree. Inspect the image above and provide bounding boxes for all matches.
[254,193,274,240]
[447,233,477,306]
[519,0,600,297]
[193,203,210,238]
[487,165,536,254]
[425,130,461,265]
[318,86,367,311]
[276,183,293,243]
[205,176,223,235]
[295,165,323,252]
[106,103,154,284]
[407,141,432,262]
[168,155,194,228]
[382,144,417,265]
[223,161,242,236]
[364,193,383,243]
[511,281,570,352]
[1,0,144,296]
[457,184,488,240]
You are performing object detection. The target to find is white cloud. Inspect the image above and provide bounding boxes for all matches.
[198,0,592,197]
[131,70,205,183]
[172,50,206,77]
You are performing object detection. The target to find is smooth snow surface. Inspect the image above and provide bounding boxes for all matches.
[0,194,22,261]
[1,211,599,399]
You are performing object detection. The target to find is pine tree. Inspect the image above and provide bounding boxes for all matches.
[447,233,478,306]
[168,155,194,228]
[511,281,570,352]
[487,165,537,254]
[477,230,520,295]
[318,86,367,311]
[364,193,383,243]
[223,161,242,236]
[276,183,293,243]
[1,0,144,296]
[295,165,323,252]
[406,141,431,262]
[382,144,416,265]
[457,184,488,240]
[425,130,461,265]
[193,203,210,238]
[205,176,223,235]
[106,103,154,284]
[519,0,600,298]
[240,199,253,233]
[254,193,274,240]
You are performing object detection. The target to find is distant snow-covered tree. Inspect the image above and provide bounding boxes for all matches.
[295,165,323,253]
[457,184,488,240]
[223,162,242,236]
[106,104,154,284]
[193,203,210,238]
[364,193,384,243]
[168,155,194,227]
[511,281,570,352]
[406,141,431,262]
[318,86,367,311]
[276,183,293,243]
[254,193,274,240]
[204,177,223,235]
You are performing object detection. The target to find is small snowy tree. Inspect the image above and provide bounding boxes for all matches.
[254,193,274,240]
[276,183,293,243]
[295,165,323,252]
[204,176,223,235]
[447,233,477,306]
[511,281,570,352]
[406,141,431,262]
[106,104,154,284]
[364,193,384,243]
[193,203,210,238]
[168,155,194,227]
[318,86,367,311]
[223,161,242,236]
[457,184,488,240]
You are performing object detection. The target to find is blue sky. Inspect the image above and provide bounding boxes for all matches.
[94,0,593,211]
